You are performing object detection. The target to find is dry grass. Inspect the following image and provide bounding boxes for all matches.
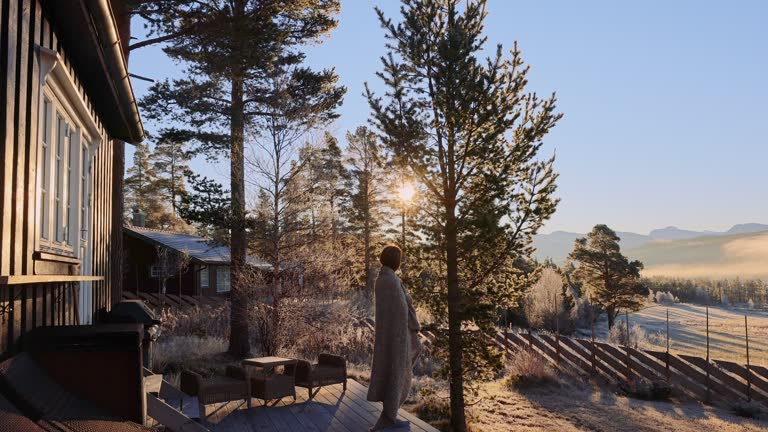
[463,379,768,432]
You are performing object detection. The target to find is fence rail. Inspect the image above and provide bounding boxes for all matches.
[122,291,227,311]
[496,330,768,407]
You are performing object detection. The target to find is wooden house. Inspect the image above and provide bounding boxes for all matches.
[123,225,272,297]
[0,0,143,358]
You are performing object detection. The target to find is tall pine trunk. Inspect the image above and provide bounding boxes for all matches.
[446,207,467,431]
[607,306,616,330]
[228,70,251,357]
[363,178,372,294]
[270,157,282,355]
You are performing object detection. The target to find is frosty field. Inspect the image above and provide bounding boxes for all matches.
[595,303,768,366]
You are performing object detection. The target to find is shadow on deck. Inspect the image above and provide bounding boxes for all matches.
[179,379,439,432]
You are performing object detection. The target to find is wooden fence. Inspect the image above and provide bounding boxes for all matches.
[122,291,227,311]
[372,316,767,407]
[492,330,768,407]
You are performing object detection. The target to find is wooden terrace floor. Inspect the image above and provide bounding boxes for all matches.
[177,379,439,432]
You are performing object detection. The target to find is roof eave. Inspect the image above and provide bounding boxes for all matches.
[45,0,144,144]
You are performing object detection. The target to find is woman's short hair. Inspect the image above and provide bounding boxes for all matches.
[379,245,402,271]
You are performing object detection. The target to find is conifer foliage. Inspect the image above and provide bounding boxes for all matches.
[344,126,389,291]
[135,0,343,357]
[367,1,562,429]
[568,224,648,329]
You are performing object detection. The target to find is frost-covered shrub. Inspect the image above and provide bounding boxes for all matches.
[655,291,679,304]
[525,268,573,333]
[572,295,596,330]
[721,294,731,306]
[608,320,660,349]
[505,348,558,389]
[695,287,710,303]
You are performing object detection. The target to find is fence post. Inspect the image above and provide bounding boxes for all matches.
[591,306,596,376]
[665,308,670,381]
[555,296,561,366]
[706,306,711,403]
[528,320,533,350]
[625,310,632,382]
[745,314,751,402]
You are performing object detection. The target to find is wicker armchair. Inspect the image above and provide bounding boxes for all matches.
[180,366,250,424]
[285,353,347,399]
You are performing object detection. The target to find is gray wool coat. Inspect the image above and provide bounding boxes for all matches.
[367,266,422,408]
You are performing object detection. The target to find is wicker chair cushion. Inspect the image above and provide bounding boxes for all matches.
[0,354,151,432]
[307,365,345,383]
[0,393,45,432]
[199,376,249,395]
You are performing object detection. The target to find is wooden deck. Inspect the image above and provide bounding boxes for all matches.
[170,379,439,432]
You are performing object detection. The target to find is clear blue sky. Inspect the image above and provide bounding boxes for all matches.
[127,0,768,235]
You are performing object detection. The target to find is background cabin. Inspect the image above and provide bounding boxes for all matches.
[123,225,272,297]
[0,0,143,358]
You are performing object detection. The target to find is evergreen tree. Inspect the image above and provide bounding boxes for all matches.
[124,142,173,228]
[367,1,562,428]
[301,132,349,240]
[149,129,193,217]
[568,224,647,329]
[247,67,343,354]
[124,141,154,217]
[135,0,343,357]
[344,126,388,290]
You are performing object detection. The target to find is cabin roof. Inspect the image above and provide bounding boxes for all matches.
[124,226,272,269]
[45,0,144,143]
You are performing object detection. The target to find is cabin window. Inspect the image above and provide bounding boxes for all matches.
[150,265,164,278]
[217,266,231,293]
[200,267,209,289]
[37,86,94,258]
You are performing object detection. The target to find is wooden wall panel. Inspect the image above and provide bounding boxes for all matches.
[1,0,19,276]
[0,0,127,358]
[12,0,31,275]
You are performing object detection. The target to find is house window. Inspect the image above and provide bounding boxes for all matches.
[37,87,93,257]
[200,267,209,289]
[217,266,231,293]
[150,265,164,278]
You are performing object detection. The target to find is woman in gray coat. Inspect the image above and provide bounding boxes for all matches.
[367,245,422,431]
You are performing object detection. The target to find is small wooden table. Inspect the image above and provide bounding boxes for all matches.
[242,357,297,405]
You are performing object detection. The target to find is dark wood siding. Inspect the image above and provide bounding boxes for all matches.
[0,0,124,357]
[123,233,206,297]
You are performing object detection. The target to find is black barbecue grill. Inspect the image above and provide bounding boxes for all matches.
[107,300,161,367]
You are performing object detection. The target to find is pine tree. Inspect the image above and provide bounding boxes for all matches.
[124,141,154,217]
[568,224,647,329]
[149,128,193,217]
[301,132,349,241]
[366,1,562,428]
[135,0,343,357]
[124,142,172,228]
[344,126,388,290]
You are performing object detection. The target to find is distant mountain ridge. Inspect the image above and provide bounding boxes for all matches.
[533,223,768,263]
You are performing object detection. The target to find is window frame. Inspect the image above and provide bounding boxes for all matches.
[200,267,209,290]
[150,265,164,279]
[216,266,231,293]
[35,46,102,261]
